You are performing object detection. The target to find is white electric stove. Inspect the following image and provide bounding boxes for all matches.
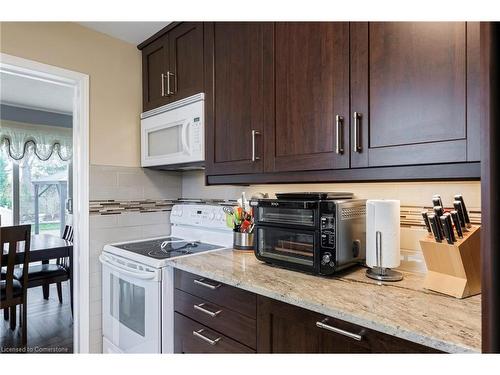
[100,204,232,354]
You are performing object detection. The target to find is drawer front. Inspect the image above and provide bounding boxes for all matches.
[257,296,441,353]
[175,289,256,349]
[174,313,255,353]
[174,269,256,318]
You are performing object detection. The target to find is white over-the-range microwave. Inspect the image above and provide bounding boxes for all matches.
[141,93,204,169]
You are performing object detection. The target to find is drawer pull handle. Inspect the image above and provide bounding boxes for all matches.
[193,329,221,346]
[193,303,222,318]
[194,278,222,290]
[316,319,363,341]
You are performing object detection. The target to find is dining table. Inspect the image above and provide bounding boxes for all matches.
[1,233,73,313]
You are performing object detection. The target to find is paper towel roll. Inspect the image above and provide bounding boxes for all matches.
[366,200,401,269]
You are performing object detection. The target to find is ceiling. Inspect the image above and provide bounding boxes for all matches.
[79,22,171,45]
[0,72,74,114]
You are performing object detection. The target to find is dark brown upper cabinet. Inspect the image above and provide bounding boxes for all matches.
[140,22,204,112]
[264,22,350,172]
[142,36,170,111]
[168,22,204,102]
[204,22,274,175]
[350,22,480,168]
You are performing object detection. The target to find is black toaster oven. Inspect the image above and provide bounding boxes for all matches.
[252,196,366,275]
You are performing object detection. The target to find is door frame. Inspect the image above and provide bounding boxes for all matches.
[0,52,90,353]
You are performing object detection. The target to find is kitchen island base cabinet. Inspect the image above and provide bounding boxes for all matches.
[256,296,441,353]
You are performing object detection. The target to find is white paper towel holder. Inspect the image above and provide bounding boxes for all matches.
[366,231,403,282]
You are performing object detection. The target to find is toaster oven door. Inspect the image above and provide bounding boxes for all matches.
[255,226,317,271]
[256,202,317,228]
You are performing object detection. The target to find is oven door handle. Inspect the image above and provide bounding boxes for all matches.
[99,254,157,280]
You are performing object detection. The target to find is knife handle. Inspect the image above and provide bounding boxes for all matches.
[451,211,463,238]
[454,195,471,227]
[421,211,432,233]
[429,214,442,242]
[433,206,445,236]
[432,195,443,208]
[445,213,455,242]
[453,200,469,231]
[440,215,454,244]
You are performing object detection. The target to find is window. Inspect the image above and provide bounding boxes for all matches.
[0,152,69,235]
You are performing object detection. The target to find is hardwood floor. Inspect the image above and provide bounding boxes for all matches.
[0,283,73,353]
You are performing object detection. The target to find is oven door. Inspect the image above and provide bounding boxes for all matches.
[255,226,317,273]
[100,253,161,353]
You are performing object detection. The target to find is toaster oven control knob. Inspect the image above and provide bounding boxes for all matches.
[321,253,332,265]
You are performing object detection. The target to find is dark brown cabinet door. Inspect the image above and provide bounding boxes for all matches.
[350,22,480,168]
[256,296,440,353]
[205,22,274,175]
[168,22,204,101]
[265,22,350,172]
[142,36,169,111]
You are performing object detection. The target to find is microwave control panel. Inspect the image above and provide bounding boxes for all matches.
[190,117,202,153]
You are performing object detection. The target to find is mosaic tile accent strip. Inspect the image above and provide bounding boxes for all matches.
[89,199,175,215]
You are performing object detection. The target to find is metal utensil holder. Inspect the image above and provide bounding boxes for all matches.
[233,232,254,251]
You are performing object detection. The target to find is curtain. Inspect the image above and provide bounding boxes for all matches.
[0,120,72,162]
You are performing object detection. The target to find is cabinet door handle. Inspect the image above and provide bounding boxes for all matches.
[194,278,222,290]
[161,73,166,97]
[192,329,221,346]
[352,112,362,153]
[335,115,344,154]
[251,130,261,162]
[166,71,175,95]
[193,303,222,318]
[316,320,363,341]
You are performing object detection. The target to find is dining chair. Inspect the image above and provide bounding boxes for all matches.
[0,224,31,346]
[14,225,72,305]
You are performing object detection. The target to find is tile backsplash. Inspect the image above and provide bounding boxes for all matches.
[88,166,481,352]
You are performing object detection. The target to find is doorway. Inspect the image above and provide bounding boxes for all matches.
[0,53,89,353]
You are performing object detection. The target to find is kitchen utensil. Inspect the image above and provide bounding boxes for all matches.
[421,211,432,233]
[453,200,469,231]
[451,210,463,238]
[428,214,442,242]
[432,195,443,208]
[444,213,455,242]
[454,195,471,227]
[440,215,454,244]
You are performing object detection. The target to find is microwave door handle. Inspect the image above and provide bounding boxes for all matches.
[181,121,191,155]
[99,254,157,280]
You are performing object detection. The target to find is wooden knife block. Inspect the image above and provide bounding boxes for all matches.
[419,225,481,299]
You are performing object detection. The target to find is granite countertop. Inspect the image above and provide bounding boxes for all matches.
[166,248,481,353]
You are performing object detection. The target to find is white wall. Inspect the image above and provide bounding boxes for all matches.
[181,170,481,209]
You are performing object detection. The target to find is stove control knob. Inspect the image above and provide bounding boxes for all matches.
[216,213,222,221]
[321,253,331,265]
[177,208,183,217]
[209,212,215,220]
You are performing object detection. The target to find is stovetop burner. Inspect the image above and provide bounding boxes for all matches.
[114,237,221,259]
